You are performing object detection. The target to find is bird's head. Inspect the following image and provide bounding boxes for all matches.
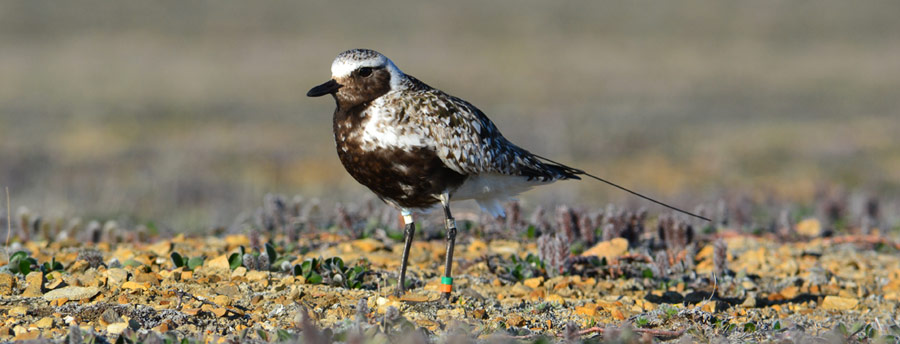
[307,49,405,109]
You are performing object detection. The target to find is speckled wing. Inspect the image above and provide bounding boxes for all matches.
[408,85,581,181]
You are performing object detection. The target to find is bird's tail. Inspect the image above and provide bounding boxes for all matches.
[535,155,711,222]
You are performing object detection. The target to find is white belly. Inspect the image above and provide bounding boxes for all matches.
[451,173,554,217]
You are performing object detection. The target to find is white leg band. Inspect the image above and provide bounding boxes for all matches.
[401,209,413,225]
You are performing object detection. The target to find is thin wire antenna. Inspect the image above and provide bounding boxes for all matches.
[5,187,10,259]
[536,155,712,222]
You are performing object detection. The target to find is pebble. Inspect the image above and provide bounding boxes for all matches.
[22,271,43,297]
[206,254,231,270]
[581,238,629,260]
[523,276,544,289]
[106,322,128,335]
[821,296,858,310]
[106,268,129,286]
[42,286,100,301]
[34,317,53,328]
[0,273,16,295]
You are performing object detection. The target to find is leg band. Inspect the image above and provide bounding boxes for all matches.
[401,209,413,225]
[440,276,453,293]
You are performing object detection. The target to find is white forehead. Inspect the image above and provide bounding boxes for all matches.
[331,49,390,78]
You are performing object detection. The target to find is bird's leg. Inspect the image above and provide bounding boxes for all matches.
[439,194,457,302]
[395,209,415,297]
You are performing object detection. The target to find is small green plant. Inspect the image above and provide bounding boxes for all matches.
[635,317,650,327]
[660,304,678,320]
[7,251,38,275]
[260,242,297,271]
[292,257,369,289]
[293,257,323,284]
[743,322,756,332]
[504,253,546,281]
[41,256,64,273]
[170,252,204,271]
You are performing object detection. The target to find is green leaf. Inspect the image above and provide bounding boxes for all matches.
[228,253,242,270]
[744,322,756,332]
[265,242,278,262]
[256,329,268,341]
[10,251,28,262]
[292,264,303,276]
[276,329,292,341]
[386,229,404,242]
[836,323,848,336]
[307,272,323,284]
[187,256,204,271]
[18,259,32,275]
[636,317,649,327]
[773,321,781,330]
[272,256,291,268]
[301,259,314,275]
[123,259,143,268]
[146,221,159,236]
[324,257,344,272]
[642,268,654,279]
[170,252,185,268]
[526,225,536,239]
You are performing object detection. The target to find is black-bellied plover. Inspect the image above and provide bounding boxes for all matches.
[307,49,708,300]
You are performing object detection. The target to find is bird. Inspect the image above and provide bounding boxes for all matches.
[307,49,708,300]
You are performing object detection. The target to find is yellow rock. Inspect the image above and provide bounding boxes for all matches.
[467,239,488,256]
[231,267,247,278]
[22,271,43,297]
[34,317,53,328]
[780,286,799,299]
[8,306,27,316]
[796,218,822,237]
[351,238,385,253]
[0,273,15,295]
[574,304,597,317]
[544,294,566,305]
[121,281,149,291]
[42,286,100,301]
[506,314,526,327]
[821,296,858,310]
[147,241,172,256]
[107,322,128,335]
[12,330,39,341]
[213,295,231,307]
[696,244,715,261]
[245,271,268,282]
[580,238,629,261]
[610,307,626,320]
[206,255,231,270]
[523,277,544,289]
[68,260,90,273]
[883,277,900,292]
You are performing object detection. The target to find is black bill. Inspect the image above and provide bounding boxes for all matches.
[307,79,343,97]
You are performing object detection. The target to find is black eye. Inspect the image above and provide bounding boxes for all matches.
[358,67,373,77]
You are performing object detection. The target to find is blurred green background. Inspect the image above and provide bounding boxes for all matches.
[1,1,899,230]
